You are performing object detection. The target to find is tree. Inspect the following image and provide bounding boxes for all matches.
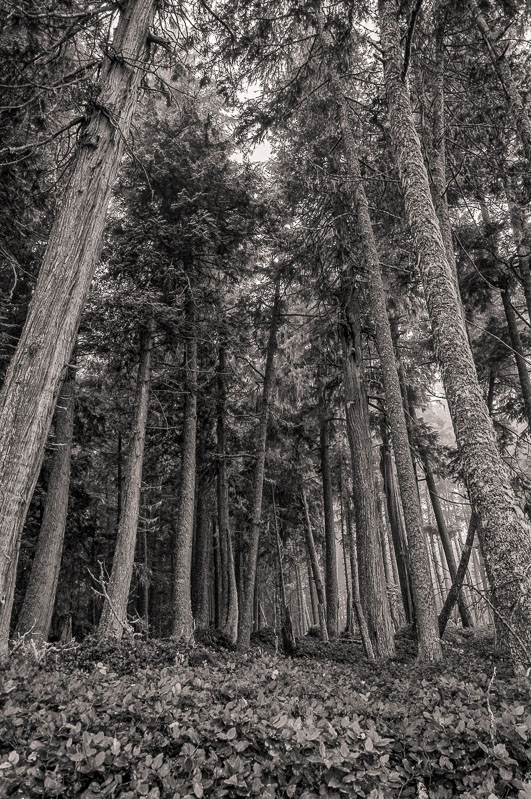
[378,0,531,664]
[0,0,157,634]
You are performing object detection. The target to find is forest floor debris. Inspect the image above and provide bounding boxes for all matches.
[1,628,530,798]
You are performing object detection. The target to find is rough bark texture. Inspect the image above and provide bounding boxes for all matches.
[172,305,198,641]
[439,514,477,636]
[345,497,375,660]
[217,343,238,644]
[99,320,153,639]
[501,282,531,428]
[380,432,414,624]
[0,0,156,617]
[16,369,75,643]
[337,101,440,660]
[301,482,329,643]
[340,301,395,658]
[237,279,280,649]
[379,0,531,666]
[193,478,212,631]
[319,400,338,639]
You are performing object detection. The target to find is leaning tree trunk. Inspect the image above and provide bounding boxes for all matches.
[16,368,75,643]
[319,397,338,639]
[506,193,531,326]
[379,0,531,666]
[337,97,441,661]
[421,452,474,629]
[301,481,329,644]
[99,319,153,639]
[217,342,238,644]
[340,300,395,658]
[0,0,156,619]
[237,278,280,649]
[439,513,478,636]
[172,303,198,642]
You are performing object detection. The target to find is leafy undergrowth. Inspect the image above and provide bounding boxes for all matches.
[1,629,530,798]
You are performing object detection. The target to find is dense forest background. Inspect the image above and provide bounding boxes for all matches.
[1,0,531,662]
[1,1,531,796]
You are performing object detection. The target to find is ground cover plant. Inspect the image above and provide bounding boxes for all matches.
[1,631,530,798]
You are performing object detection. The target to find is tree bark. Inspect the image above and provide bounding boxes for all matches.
[16,368,75,643]
[379,0,531,666]
[99,318,153,638]
[340,300,395,658]
[237,278,280,648]
[0,0,156,614]
[501,281,531,428]
[217,343,238,643]
[301,481,329,643]
[345,496,375,660]
[380,428,415,625]
[193,476,212,631]
[319,398,338,638]
[337,97,441,660]
[172,302,198,641]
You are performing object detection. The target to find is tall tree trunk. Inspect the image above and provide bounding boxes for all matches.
[378,0,531,665]
[172,303,198,641]
[16,368,75,643]
[301,481,329,643]
[272,486,296,652]
[237,278,280,648]
[0,0,156,617]
[339,476,354,635]
[99,319,153,638]
[217,343,238,643]
[319,397,338,638]
[336,98,440,660]
[501,281,531,428]
[340,300,395,658]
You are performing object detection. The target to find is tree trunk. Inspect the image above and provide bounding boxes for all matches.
[340,301,395,658]
[379,0,531,666]
[0,0,156,615]
[16,368,75,643]
[506,194,531,325]
[380,430,415,624]
[193,477,212,631]
[501,282,531,428]
[339,478,354,635]
[98,319,153,639]
[439,514,477,636]
[319,399,338,638]
[237,278,280,648]
[216,343,239,643]
[301,481,329,643]
[419,451,474,628]
[336,98,440,660]
[172,303,198,641]
[345,497,375,660]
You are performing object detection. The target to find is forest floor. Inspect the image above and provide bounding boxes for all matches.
[1,627,530,799]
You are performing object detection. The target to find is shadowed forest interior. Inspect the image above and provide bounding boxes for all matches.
[1,1,531,797]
